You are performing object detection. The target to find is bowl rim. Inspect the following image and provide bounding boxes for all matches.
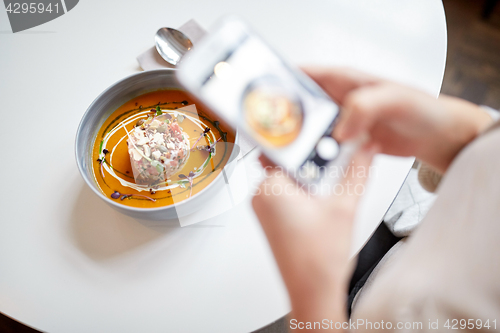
[75,68,239,213]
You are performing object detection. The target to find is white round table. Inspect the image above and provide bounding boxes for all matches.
[0,0,446,332]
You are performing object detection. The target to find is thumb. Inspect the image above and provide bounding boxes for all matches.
[301,66,379,104]
[326,142,379,215]
[335,83,395,140]
[252,163,306,215]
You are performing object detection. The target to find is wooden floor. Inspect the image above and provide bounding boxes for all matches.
[2,0,500,332]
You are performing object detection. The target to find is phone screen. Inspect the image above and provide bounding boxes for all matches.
[178,17,340,171]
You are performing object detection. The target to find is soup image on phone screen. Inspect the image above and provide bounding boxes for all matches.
[242,81,303,147]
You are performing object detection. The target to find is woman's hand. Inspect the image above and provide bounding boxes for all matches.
[251,67,492,330]
[303,67,493,173]
[252,144,378,328]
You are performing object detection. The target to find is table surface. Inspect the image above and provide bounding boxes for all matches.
[0,0,446,332]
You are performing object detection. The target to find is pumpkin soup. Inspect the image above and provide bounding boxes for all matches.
[91,89,235,208]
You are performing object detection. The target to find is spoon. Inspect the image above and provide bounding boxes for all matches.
[155,28,193,66]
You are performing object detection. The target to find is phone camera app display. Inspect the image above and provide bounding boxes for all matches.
[243,79,303,147]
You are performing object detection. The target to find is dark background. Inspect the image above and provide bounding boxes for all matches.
[1,0,499,332]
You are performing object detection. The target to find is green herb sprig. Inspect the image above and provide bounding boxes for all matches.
[156,106,163,116]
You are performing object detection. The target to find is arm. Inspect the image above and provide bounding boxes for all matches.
[304,67,493,173]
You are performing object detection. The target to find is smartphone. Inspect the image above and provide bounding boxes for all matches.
[177,16,355,185]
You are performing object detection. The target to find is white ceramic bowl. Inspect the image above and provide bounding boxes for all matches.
[75,69,239,221]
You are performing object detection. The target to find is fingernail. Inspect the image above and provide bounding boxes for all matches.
[333,126,344,140]
[338,123,355,140]
[362,142,380,156]
[342,125,356,139]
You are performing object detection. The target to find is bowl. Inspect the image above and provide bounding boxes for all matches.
[75,69,239,221]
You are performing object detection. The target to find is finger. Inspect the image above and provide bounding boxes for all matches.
[253,162,302,206]
[301,66,379,104]
[258,154,276,169]
[329,142,379,214]
[251,167,305,230]
[342,142,378,189]
[335,83,397,140]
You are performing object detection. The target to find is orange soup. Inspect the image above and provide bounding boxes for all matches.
[91,89,235,208]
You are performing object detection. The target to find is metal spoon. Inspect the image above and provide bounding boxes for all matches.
[155,28,193,66]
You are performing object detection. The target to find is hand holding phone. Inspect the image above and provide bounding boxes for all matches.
[177,16,360,190]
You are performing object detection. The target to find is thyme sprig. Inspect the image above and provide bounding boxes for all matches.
[178,171,195,197]
[97,146,110,178]
[110,191,156,202]
[191,127,211,150]
[197,137,222,153]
